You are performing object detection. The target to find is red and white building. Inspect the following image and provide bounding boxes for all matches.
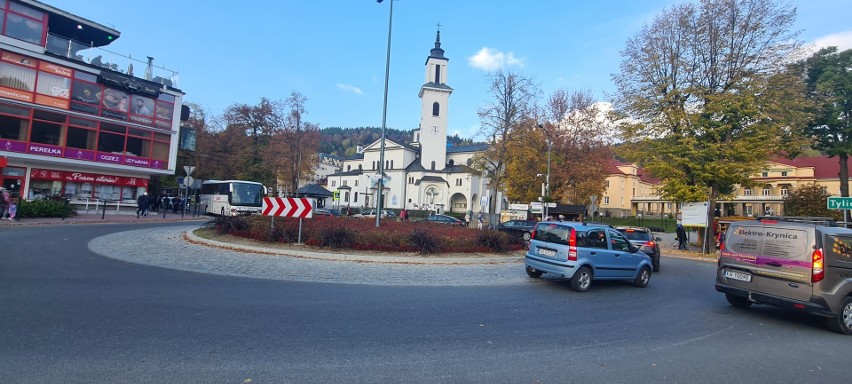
[0,0,185,207]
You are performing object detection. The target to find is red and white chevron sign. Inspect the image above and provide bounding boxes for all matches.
[262,197,314,218]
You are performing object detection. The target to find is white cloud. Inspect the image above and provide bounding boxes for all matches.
[803,31,852,55]
[336,83,363,95]
[467,47,524,72]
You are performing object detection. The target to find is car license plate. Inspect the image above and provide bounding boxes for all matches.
[537,248,556,257]
[724,270,752,282]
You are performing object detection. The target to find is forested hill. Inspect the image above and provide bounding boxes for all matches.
[319,127,477,158]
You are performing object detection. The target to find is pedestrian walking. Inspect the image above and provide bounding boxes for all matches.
[0,188,8,220]
[136,192,149,218]
[676,224,688,250]
[6,198,16,220]
[464,211,471,227]
[477,212,484,230]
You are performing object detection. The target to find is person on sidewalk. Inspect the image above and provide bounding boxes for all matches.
[477,212,484,230]
[676,224,688,250]
[136,192,149,219]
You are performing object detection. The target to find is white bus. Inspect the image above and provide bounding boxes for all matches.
[198,180,267,216]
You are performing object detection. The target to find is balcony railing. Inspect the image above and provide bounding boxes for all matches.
[45,33,179,88]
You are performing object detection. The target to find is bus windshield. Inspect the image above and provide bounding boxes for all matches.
[231,182,264,205]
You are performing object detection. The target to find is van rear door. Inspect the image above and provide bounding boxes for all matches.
[719,223,763,292]
[750,224,813,302]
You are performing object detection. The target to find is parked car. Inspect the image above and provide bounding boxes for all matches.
[357,209,396,219]
[616,226,661,272]
[416,214,465,226]
[314,208,341,217]
[525,221,653,292]
[715,216,852,335]
[496,219,537,241]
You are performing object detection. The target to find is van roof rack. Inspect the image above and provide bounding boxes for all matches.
[756,216,837,226]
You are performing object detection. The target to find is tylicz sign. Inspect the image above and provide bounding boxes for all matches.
[827,196,852,210]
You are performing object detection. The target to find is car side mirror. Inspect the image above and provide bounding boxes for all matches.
[630,244,639,253]
[655,237,662,242]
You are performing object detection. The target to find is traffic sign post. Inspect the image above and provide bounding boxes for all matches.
[262,197,315,244]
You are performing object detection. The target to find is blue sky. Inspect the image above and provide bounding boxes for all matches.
[45,0,852,141]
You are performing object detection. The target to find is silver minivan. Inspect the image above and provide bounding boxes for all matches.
[715,216,852,334]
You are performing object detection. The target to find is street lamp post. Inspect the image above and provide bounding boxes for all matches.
[376,0,394,227]
[537,124,552,220]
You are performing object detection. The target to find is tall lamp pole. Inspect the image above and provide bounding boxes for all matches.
[537,124,552,221]
[376,0,394,227]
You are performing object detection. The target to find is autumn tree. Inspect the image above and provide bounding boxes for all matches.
[472,70,539,225]
[191,102,252,181]
[502,119,547,203]
[799,47,852,214]
[220,97,284,185]
[264,91,320,196]
[541,89,613,207]
[612,0,808,252]
[783,184,842,220]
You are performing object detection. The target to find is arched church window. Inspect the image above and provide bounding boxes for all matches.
[447,159,454,166]
[347,165,351,171]
[432,102,439,116]
[431,161,436,170]
[391,160,394,169]
[358,164,362,170]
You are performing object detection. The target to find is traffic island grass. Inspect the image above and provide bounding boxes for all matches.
[196,214,524,255]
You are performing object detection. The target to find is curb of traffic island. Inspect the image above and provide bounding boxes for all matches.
[183,229,524,265]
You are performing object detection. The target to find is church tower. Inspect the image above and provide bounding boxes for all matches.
[418,28,453,171]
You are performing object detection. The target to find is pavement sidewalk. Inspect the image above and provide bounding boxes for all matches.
[0,210,208,227]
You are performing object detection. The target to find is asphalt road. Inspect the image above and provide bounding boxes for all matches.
[0,223,848,383]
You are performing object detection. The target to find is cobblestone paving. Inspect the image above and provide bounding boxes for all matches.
[89,225,530,286]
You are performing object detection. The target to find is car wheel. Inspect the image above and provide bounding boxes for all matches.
[725,293,752,309]
[570,266,592,292]
[633,266,651,288]
[525,266,543,278]
[826,296,852,335]
[522,232,531,241]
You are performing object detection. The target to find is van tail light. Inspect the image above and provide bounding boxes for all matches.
[643,240,655,248]
[530,228,537,240]
[812,248,825,283]
[568,228,578,261]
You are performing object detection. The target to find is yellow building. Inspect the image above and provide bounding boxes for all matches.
[600,156,849,218]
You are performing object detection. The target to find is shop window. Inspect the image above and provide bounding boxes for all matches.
[30,119,63,146]
[151,141,169,161]
[95,184,120,201]
[97,131,125,153]
[0,113,28,141]
[3,2,45,45]
[65,182,93,200]
[0,61,35,91]
[36,71,71,100]
[125,135,151,157]
[66,126,96,150]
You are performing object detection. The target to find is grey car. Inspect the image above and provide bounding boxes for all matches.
[715,216,852,335]
[616,226,661,272]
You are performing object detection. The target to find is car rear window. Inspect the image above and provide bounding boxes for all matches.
[618,229,651,241]
[533,223,570,245]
